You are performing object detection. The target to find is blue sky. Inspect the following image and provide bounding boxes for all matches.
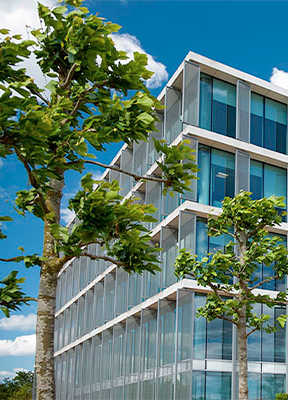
[1,0,288,380]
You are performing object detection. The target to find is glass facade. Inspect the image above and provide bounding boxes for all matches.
[54,56,288,400]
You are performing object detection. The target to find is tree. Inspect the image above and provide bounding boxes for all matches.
[0,370,33,400]
[175,192,288,400]
[0,1,197,399]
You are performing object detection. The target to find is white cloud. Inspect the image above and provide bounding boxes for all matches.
[270,67,288,90]
[0,334,36,357]
[0,313,36,332]
[0,368,30,380]
[61,208,76,225]
[112,33,168,89]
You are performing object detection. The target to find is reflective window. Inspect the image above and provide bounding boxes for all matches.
[212,79,236,138]
[250,160,287,217]
[193,294,232,360]
[197,146,235,208]
[251,93,264,147]
[192,371,231,400]
[265,98,287,154]
[200,74,212,131]
[200,75,236,138]
[262,374,286,400]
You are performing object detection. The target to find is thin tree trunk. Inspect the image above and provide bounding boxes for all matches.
[238,231,248,400]
[238,306,248,400]
[35,177,64,400]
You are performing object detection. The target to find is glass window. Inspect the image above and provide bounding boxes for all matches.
[104,274,115,323]
[159,301,176,366]
[207,317,232,360]
[265,98,287,154]
[165,87,182,144]
[247,304,261,362]
[200,74,212,131]
[147,113,163,166]
[192,371,205,400]
[264,164,287,208]
[250,160,263,200]
[193,295,206,359]
[206,372,231,400]
[210,149,235,208]
[177,290,193,362]
[192,371,231,400]
[251,93,264,147]
[183,61,200,126]
[197,145,211,205]
[161,227,178,289]
[196,218,208,261]
[212,79,236,138]
[141,310,157,372]
[262,374,286,400]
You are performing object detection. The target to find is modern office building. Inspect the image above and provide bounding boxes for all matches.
[54,52,288,399]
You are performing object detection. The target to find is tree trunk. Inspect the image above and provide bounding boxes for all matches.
[35,177,64,400]
[238,231,248,400]
[238,306,248,400]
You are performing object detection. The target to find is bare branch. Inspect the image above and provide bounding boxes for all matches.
[61,79,109,125]
[61,63,78,89]
[0,256,23,262]
[217,314,238,326]
[84,159,166,184]
[28,87,50,106]
[246,326,259,337]
[81,252,126,267]
[249,275,279,292]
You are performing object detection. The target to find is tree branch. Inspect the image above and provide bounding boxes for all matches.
[81,252,127,267]
[27,87,50,106]
[84,159,166,184]
[0,256,23,262]
[249,275,279,292]
[61,79,109,125]
[210,227,235,239]
[217,314,238,326]
[61,63,78,89]
[13,146,50,215]
[246,326,259,337]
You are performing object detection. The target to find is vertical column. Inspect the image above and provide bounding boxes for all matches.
[112,324,125,400]
[103,273,116,323]
[180,135,198,202]
[124,317,141,399]
[160,226,178,290]
[74,345,83,400]
[174,289,194,400]
[182,61,200,127]
[156,299,176,400]
[120,148,133,197]
[100,330,113,399]
[81,339,92,399]
[67,349,75,399]
[236,80,251,142]
[115,268,128,316]
[235,150,250,194]
[145,180,162,230]
[140,309,157,400]
[91,335,102,400]
[164,87,182,144]
[133,141,147,176]
[178,210,196,253]
[147,112,164,167]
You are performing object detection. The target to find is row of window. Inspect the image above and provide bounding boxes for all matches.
[199,74,288,154]
[55,290,286,400]
[56,213,288,351]
[197,145,287,210]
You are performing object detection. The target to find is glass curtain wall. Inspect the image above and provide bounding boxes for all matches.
[200,74,236,138]
[157,300,176,400]
[165,87,182,144]
[251,93,287,154]
[197,146,235,208]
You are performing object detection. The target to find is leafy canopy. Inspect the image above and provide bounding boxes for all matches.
[0,0,197,278]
